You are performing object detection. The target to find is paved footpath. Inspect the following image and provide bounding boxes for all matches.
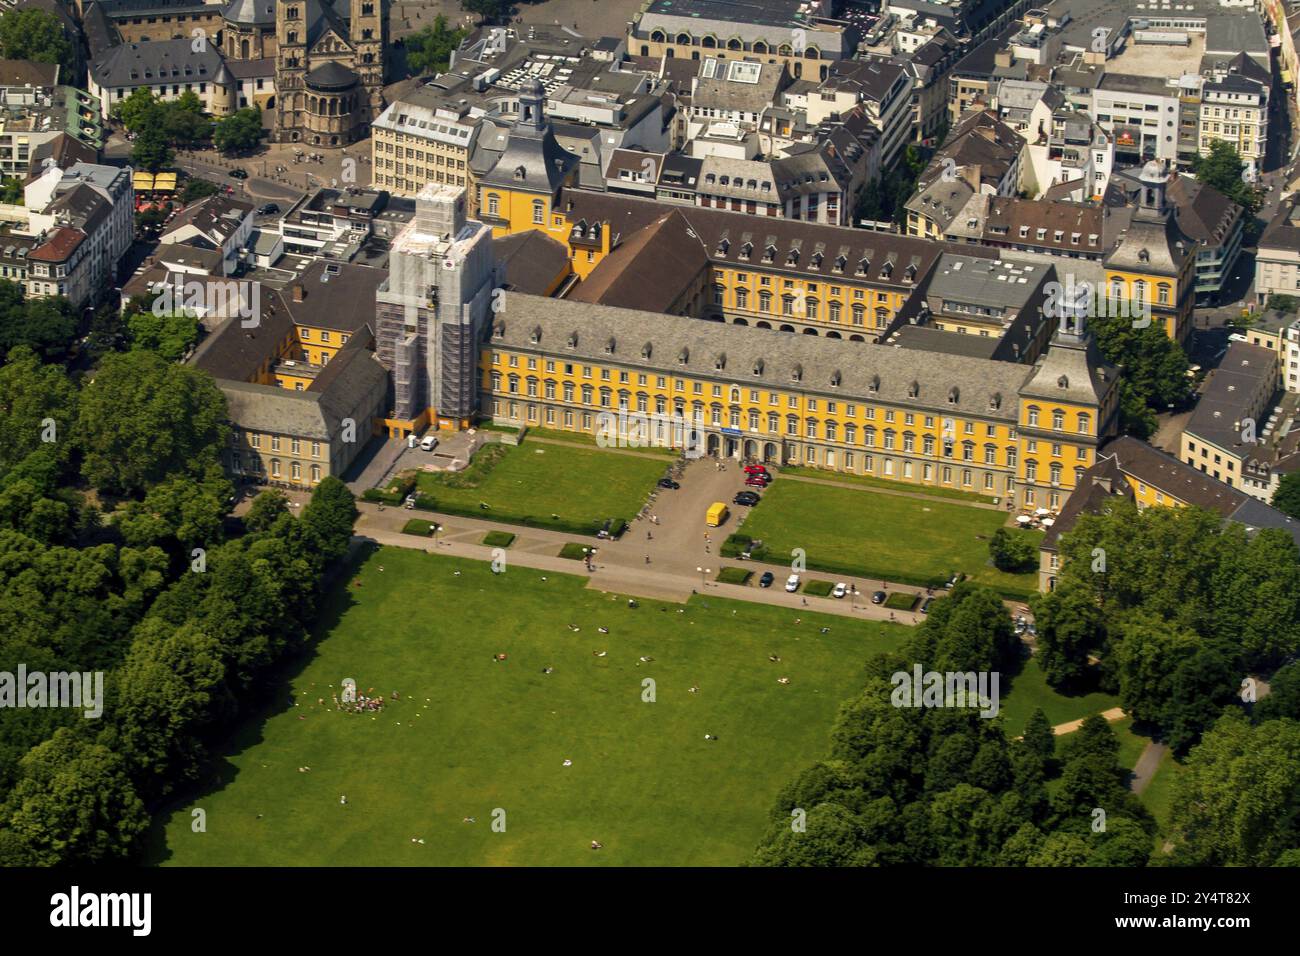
[354,501,925,624]
[1129,740,1169,795]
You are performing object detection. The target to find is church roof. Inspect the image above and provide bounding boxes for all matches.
[307,60,359,91]
[222,0,276,26]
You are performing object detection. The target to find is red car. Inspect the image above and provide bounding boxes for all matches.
[745,475,769,487]
[744,464,769,475]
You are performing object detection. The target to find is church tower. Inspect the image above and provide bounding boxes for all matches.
[275,0,308,141]
[350,0,387,121]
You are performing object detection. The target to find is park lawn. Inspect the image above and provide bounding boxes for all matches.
[1139,747,1184,839]
[415,441,663,529]
[1045,717,1148,798]
[525,427,677,455]
[998,657,1121,734]
[737,479,1037,596]
[780,466,990,503]
[153,546,905,867]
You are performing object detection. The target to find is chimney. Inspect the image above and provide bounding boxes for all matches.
[292,283,305,302]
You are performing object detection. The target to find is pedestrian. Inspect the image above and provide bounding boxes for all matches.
[645,554,651,564]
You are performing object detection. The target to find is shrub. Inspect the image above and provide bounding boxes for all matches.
[716,567,752,585]
[803,579,835,597]
[402,519,435,536]
[558,542,591,560]
[989,527,1039,573]
[884,591,918,611]
[482,530,515,548]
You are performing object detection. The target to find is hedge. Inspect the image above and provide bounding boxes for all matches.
[716,567,752,585]
[719,533,769,561]
[482,530,516,548]
[402,519,436,536]
[884,591,918,611]
[412,493,628,539]
[559,542,593,560]
[803,579,835,597]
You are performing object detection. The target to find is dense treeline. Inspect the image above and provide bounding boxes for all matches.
[1032,498,1300,753]
[0,344,358,865]
[754,501,1300,866]
[751,586,1156,866]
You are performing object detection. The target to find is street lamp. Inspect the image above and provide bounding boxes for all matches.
[697,566,710,589]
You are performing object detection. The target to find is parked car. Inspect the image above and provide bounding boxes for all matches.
[744,475,769,487]
[733,490,760,506]
[258,202,280,215]
[920,597,933,614]
[403,494,417,510]
[743,464,769,475]
[420,435,438,451]
[657,478,680,490]
[229,168,248,179]
[832,582,848,599]
[944,572,965,590]
[785,573,800,593]
[596,518,613,539]
[871,590,887,604]
[759,571,775,588]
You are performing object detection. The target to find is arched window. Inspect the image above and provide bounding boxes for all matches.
[1052,409,1065,430]
[1078,413,1090,435]
[532,200,545,224]
[1027,406,1040,427]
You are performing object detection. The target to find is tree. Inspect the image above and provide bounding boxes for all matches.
[300,476,358,565]
[1255,660,1300,722]
[181,178,220,204]
[1022,708,1056,766]
[0,281,77,364]
[163,99,214,149]
[76,350,228,496]
[0,177,22,204]
[1272,471,1300,520]
[1112,611,1199,726]
[988,526,1038,572]
[131,125,174,173]
[0,346,77,479]
[1191,141,1259,215]
[126,309,200,363]
[245,489,290,532]
[213,107,263,154]
[0,9,72,72]
[1090,315,1192,438]
[115,88,161,134]
[6,728,149,865]
[1031,580,1103,688]
[1169,713,1300,866]
[460,0,510,23]
[406,15,467,76]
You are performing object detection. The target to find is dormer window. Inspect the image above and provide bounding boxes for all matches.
[678,347,689,365]
[762,244,777,264]
[809,252,823,269]
[642,342,652,359]
[856,258,869,276]
[567,332,578,349]
[530,325,541,344]
[739,242,753,261]
[989,392,1002,411]
[714,353,726,371]
[948,386,959,405]
[604,337,616,355]
[869,375,879,394]
[1058,375,1069,389]
[833,255,846,274]
[830,370,841,388]
[752,359,764,375]
[786,249,799,266]
[492,322,505,339]
[716,238,729,255]
[907,380,919,398]
[791,363,802,383]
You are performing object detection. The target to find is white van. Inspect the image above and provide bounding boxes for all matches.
[420,435,439,452]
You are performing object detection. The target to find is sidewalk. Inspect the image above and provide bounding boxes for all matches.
[353,500,926,624]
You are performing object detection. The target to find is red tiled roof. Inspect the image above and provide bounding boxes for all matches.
[27,226,84,263]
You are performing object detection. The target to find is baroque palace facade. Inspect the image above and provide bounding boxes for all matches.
[355,179,1126,514]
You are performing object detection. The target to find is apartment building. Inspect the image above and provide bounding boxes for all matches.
[1180,341,1279,490]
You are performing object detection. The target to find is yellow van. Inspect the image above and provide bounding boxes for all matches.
[706,502,729,527]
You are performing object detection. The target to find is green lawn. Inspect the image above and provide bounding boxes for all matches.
[151,546,905,866]
[414,442,664,533]
[1139,747,1183,838]
[999,657,1121,733]
[524,427,677,455]
[780,466,991,503]
[737,479,1038,596]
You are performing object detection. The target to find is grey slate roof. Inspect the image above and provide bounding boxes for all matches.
[490,294,1032,419]
[222,0,276,25]
[91,39,226,89]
